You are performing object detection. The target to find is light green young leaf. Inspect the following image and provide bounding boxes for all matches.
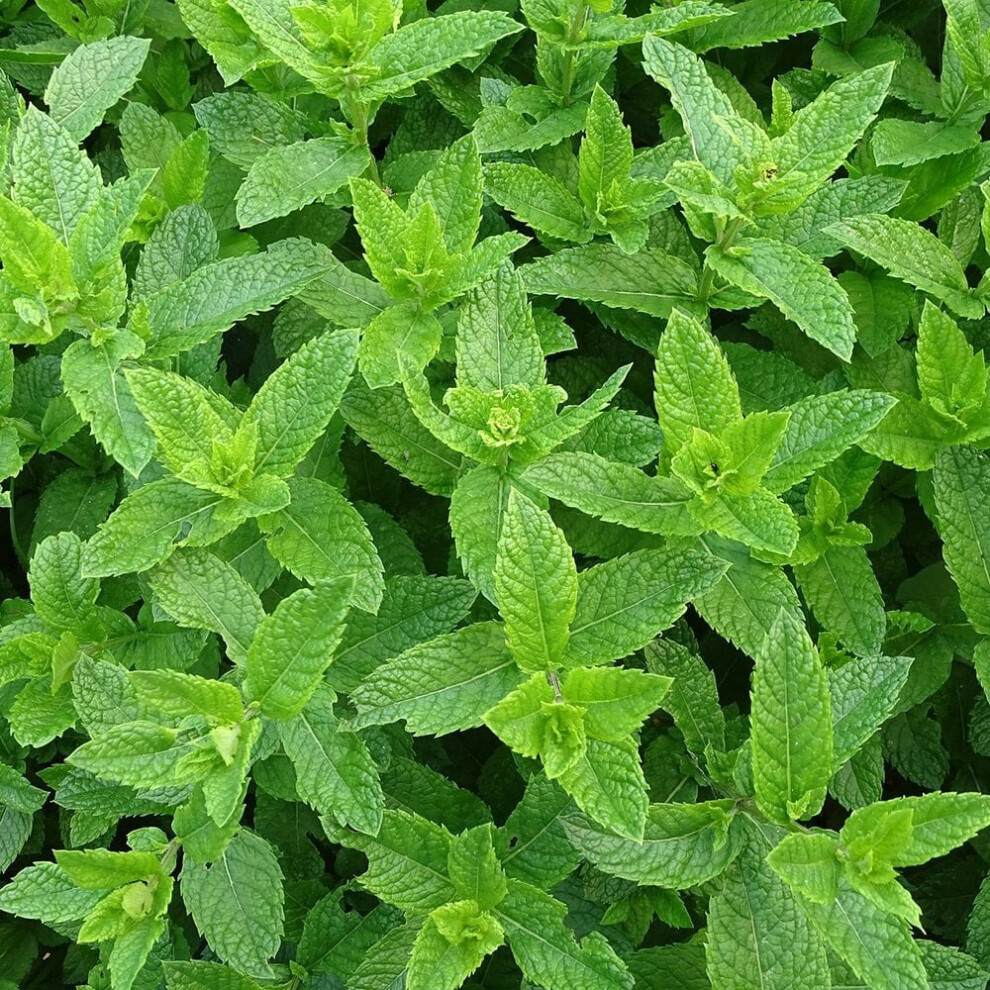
[562,666,671,741]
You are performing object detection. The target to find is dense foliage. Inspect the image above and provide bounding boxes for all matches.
[5,0,990,987]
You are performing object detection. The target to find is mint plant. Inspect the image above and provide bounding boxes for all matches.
[4,2,990,989]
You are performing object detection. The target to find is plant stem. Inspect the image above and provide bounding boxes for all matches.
[696,216,745,305]
[558,1,589,106]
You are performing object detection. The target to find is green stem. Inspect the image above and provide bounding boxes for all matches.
[7,475,26,571]
[547,669,564,702]
[344,83,381,187]
[696,216,745,305]
[558,1,589,106]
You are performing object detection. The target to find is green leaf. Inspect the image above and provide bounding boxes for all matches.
[563,545,727,667]
[751,609,833,822]
[12,106,99,241]
[825,215,983,319]
[691,534,803,659]
[691,0,843,50]
[236,137,370,227]
[448,825,507,910]
[708,238,858,360]
[798,878,928,990]
[351,622,523,735]
[0,861,105,923]
[29,531,98,630]
[163,960,267,990]
[67,721,186,790]
[563,801,742,887]
[494,488,577,673]
[180,830,284,979]
[44,36,150,142]
[795,546,886,657]
[497,774,580,889]
[240,328,358,479]
[360,11,523,102]
[556,736,649,840]
[645,638,726,754]
[148,548,265,662]
[410,134,483,256]
[135,239,327,359]
[82,478,225,578]
[830,654,913,768]
[655,308,742,450]
[933,446,990,634]
[280,684,383,836]
[641,36,748,185]
[456,264,545,391]
[522,243,698,317]
[262,476,384,614]
[709,822,830,990]
[579,85,634,213]
[492,879,633,990]
[245,579,351,719]
[522,452,692,535]
[325,809,455,914]
[769,63,892,203]
[485,162,590,244]
[763,390,896,493]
